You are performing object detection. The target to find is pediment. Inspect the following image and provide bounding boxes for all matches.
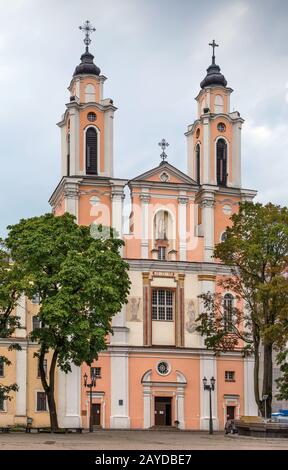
[130,162,198,186]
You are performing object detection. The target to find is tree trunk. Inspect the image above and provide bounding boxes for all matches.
[47,389,58,431]
[39,347,59,432]
[253,342,261,414]
[261,342,273,418]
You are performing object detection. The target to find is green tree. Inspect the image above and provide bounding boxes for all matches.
[0,242,21,406]
[6,213,130,431]
[196,202,288,418]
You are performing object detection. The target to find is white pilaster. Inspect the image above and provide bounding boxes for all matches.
[104,109,114,177]
[201,191,215,262]
[64,182,79,222]
[178,195,188,261]
[200,354,219,430]
[244,357,258,416]
[202,117,211,184]
[111,189,124,239]
[143,387,152,429]
[110,351,130,428]
[58,364,82,427]
[15,294,26,338]
[140,192,150,259]
[232,121,242,188]
[61,125,67,177]
[15,346,27,419]
[186,133,193,178]
[69,107,79,176]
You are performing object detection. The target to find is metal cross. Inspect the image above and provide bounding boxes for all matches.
[209,39,219,64]
[158,138,169,162]
[79,20,96,51]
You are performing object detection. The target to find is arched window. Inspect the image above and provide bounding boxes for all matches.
[67,133,70,176]
[86,127,98,175]
[196,144,201,184]
[215,94,224,114]
[85,84,95,103]
[216,138,227,186]
[223,293,234,332]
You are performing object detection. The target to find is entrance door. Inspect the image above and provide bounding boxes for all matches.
[91,403,101,426]
[154,397,172,426]
[226,406,235,420]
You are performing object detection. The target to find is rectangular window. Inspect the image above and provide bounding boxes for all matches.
[223,294,234,332]
[152,289,173,321]
[225,371,235,382]
[158,246,166,261]
[36,392,47,411]
[37,359,47,378]
[0,358,4,377]
[32,316,41,331]
[91,367,101,378]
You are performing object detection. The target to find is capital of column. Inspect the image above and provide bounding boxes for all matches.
[200,198,215,209]
[140,193,151,204]
[178,196,189,205]
[111,191,125,200]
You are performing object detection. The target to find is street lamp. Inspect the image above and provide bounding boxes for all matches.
[203,376,216,435]
[83,367,97,432]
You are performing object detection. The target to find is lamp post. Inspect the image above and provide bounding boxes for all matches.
[83,367,97,433]
[203,376,216,435]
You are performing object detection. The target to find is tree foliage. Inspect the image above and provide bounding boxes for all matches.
[0,241,21,404]
[196,202,288,417]
[6,213,131,429]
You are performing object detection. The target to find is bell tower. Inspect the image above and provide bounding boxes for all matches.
[58,20,116,180]
[186,40,243,189]
[50,21,126,232]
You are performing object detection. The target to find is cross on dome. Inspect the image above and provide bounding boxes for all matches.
[158,138,169,163]
[79,20,96,52]
[209,39,219,65]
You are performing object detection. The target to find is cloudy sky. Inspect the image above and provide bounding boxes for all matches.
[0,0,287,236]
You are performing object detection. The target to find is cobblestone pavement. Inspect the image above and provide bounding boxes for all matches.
[0,430,288,450]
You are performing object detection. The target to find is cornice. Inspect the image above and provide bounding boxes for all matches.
[125,258,233,275]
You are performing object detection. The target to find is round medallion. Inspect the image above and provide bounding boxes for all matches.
[160,171,169,182]
[87,112,97,122]
[217,122,226,132]
[156,361,171,376]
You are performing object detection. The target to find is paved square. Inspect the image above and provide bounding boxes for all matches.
[0,430,288,450]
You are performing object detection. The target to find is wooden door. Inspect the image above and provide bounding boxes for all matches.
[91,403,101,426]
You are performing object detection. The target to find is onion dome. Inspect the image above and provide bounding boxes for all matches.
[200,40,227,89]
[73,50,101,76]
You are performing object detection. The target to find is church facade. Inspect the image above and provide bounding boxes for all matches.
[48,33,258,431]
[0,29,259,430]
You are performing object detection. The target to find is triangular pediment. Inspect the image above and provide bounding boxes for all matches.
[129,162,198,186]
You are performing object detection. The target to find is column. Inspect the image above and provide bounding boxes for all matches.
[178,195,188,261]
[110,351,130,428]
[201,193,215,262]
[140,193,150,259]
